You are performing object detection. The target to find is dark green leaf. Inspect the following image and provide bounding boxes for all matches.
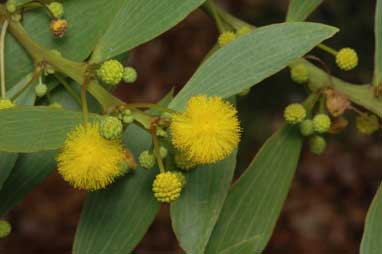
[90,0,206,62]
[373,0,382,86]
[169,23,338,110]
[0,107,100,153]
[73,125,160,254]
[206,126,303,254]
[170,150,237,254]
[286,0,323,22]
[0,153,18,191]
[0,151,57,216]
[360,184,382,254]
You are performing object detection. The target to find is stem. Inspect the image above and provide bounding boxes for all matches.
[302,92,320,113]
[11,70,40,101]
[81,78,89,126]
[0,19,9,99]
[204,1,226,33]
[54,74,82,106]
[317,43,338,56]
[151,127,165,173]
[125,103,178,114]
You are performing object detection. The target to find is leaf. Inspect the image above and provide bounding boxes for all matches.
[170,150,237,254]
[360,184,382,254]
[286,0,323,22]
[0,151,57,216]
[6,73,37,105]
[73,125,160,254]
[169,22,338,110]
[206,126,303,254]
[373,0,382,87]
[0,153,18,191]
[0,107,100,153]
[90,0,206,62]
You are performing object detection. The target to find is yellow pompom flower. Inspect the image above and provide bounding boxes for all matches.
[171,95,240,164]
[336,48,358,71]
[356,114,379,135]
[218,31,236,47]
[57,123,125,191]
[0,99,15,110]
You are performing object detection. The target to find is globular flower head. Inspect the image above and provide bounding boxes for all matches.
[299,119,314,136]
[6,0,16,13]
[159,146,168,159]
[97,60,124,86]
[123,67,138,83]
[0,99,15,110]
[237,26,252,36]
[284,103,306,124]
[100,116,123,140]
[50,19,68,38]
[152,172,183,203]
[174,152,197,171]
[118,108,134,124]
[313,114,331,133]
[336,48,358,71]
[48,2,64,18]
[0,220,11,238]
[309,135,326,155]
[138,150,156,169]
[218,31,236,47]
[291,64,309,84]
[56,123,125,191]
[34,83,48,97]
[174,172,186,187]
[171,95,241,164]
[356,114,379,135]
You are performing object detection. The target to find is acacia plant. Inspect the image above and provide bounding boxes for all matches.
[0,0,381,253]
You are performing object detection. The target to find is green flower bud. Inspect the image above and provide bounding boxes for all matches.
[48,2,64,19]
[139,150,156,169]
[159,146,168,159]
[174,152,196,171]
[309,136,326,155]
[336,48,358,71]
[49,102,62,109]
[284,103,306,124]
[6,0,17,13]
[291,64,309,84]
[123,67,138,83]
[118,108,134,124]
[34,83,48,97]
[100,116,123,140]
[313,114,331,133]
[0,220,11,238]
[156,128,168,138]
[97,60,124,86]
[299,119,314,136]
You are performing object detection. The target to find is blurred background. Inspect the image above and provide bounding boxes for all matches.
[1,0,381,253]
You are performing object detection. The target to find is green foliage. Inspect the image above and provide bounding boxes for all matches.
[286,0,323,22]
[169,22,338,109]
[360,185,382,254]
[374,0,382,87]
[170,150,237,254]
[0,107,100,153]
[206,126,302,254]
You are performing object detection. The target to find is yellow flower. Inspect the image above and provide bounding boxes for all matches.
[218,31,236,47]
[57,123,125,191]
[171,95,240,164]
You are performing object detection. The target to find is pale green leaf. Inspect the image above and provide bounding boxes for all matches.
[286,0,323,22]
[0,107,100,153]
[73,125,160,254]
[360,184,382,254]
[90,0,206,62]
[373,0,382,86]
[169,23,338,110]
[170,150,237,254]
[0,151,57,216]
[206,126,303,254]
